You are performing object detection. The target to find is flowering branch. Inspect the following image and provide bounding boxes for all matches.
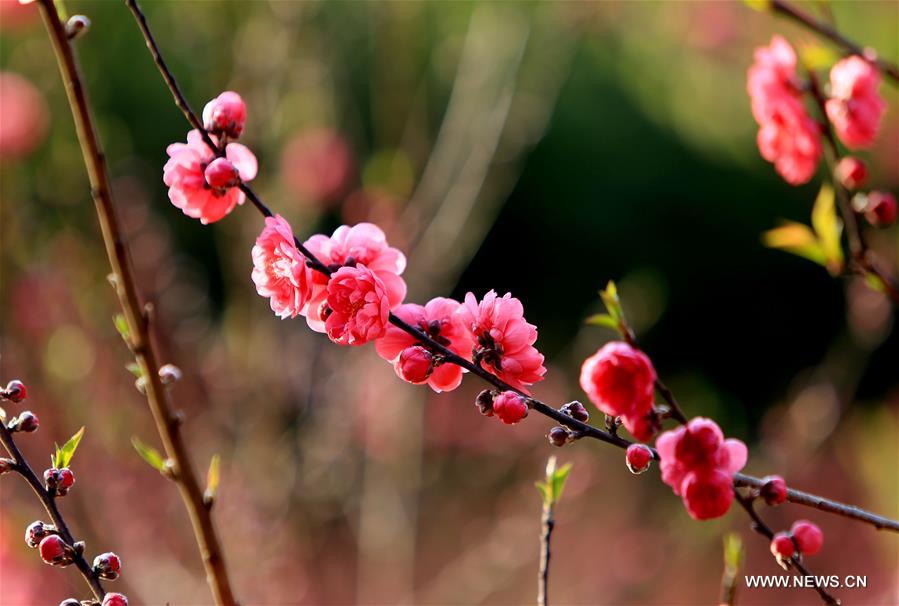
[769,0,899,84]
[122,0,899,537]
[34,1,237,604]
[805,70,899,304]
[734,490,840,606]
[0,386,109,603]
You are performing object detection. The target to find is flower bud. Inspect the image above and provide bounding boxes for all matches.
[158,363,183,385]
[9,410,39,433]
[475,390,494,416]
[834,156,867,190]
[3,379,27,402]
[790,520,823,555]
[39,534,74,566]
[395,346,434,384]
[770,531,794,561]
[102,593,129,606]
[0,458,14,475]
[202,91,246,139]
[547,426,569,447]
[759,475,787,506]
[204,158,241,191]
[25,521,56,548]
[93,551,122,580]
[560,401,589,423]
[491,391,528,425]
[625,443,653,474]
[65,15,90,40]
[863,191,897,227]
[59,599,81,606]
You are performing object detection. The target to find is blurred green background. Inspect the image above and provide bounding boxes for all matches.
[1,1,897,604]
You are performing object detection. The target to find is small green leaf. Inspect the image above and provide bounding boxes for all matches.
[864,272,887,293]
[113,314,130,342]
[125,362,143,378]
[550,462,573,504]
[810,184,844,275]
[204,454,221,503]
[743,0,771,11]
[762,222,827,266]
[534,481,549,503]
[131,436,166,473]
[54,427,84,469]
[585,314,619,330]
[599,281,622,321]
[723,533,744,573]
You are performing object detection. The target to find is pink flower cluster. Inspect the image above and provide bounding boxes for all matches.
[656,418,747,520]
[579,341,658,441]
[747,36,821,185]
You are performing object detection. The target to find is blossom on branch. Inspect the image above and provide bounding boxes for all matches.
[202,91,247,140]
[747,36,822,185]
[304,223,407,332]
[656,417,747,520]
[458,290,546,394]
[579,341,657,441]
[252,215,312,319]
[324,264,391,346]
[826,56,886,149]
[375,297,474,392]
[163,129,257,224]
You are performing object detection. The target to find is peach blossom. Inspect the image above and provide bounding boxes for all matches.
[325,264,391,346]
[826,56,886,149]
[251,215,311,319]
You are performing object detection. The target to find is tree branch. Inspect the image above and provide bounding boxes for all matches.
[770,0,899,84]
[734,490,841,605]
[0,413,106,601]
[35,2,238,604]
[122,0,899,536]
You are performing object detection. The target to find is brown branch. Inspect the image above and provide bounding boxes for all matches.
[734,490,841,605]
[538,492,554,606]
[35,2,238,604]
[122,0,899,536]
[0,411,106,601]
[805,70,899,306]
[770,0,899,84]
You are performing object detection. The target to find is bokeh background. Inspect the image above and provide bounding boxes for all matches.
[1,1,897,604]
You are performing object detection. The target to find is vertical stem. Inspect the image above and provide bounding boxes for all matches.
[35,2,238,604]
[538,498,554,606]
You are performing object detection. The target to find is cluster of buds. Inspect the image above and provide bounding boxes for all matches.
[770,520,824,568]
[547,402,590,447]
[474,389,530,425]
[44,467,76,497]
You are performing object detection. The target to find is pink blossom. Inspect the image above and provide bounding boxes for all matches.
[656,417,747,520]
[304,223,406,332]
[163,130,257,224]
[826,56,886,149]
[324,264,391,346]
[458,290,546,394]
[747,36,822,185]
[202,91,247,140]
[0,72,48,160]
[251,215,311,319]
[375,297,474,392]
[579,342,656,425]
[394,346,434,384]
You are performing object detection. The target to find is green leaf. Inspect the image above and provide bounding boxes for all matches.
[599,281,621,321]
[743,0,771,11]
[113,314,130,343]
[53,427,84,469]
[131,436,166,473]
[723,532,744,574]
[762,222,827,266]
[534,481,549,503]
[585,314,619,330]
[125,362,143,378]
[550,462,573,504]
[810,184,844,275]
[864,272,887,293]
[204,454,221,502]
[799,43,839,71]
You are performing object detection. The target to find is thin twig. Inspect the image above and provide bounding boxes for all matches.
[0,413,106,601]
[734,490,841,605]
[770,0,899,84]
[35,2,238,604]
[538,483,555,606]
[123,0,899,535]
